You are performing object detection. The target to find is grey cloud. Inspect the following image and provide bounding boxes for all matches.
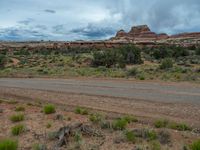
[44,9,56,13]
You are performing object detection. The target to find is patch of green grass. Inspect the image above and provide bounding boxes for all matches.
[10,114,24,122]
[15,106,25,112]
[150,141,161,150]
[7,100,18,105]
[112,118,128,130]
[74,107,88,115]
[33,143,47,150]
[89,113,103,123]
[146,130,157,141]
[169,122,191,131]
[122,115,138,123]
[154,119,168,128]
[11,124,25,136]
[43,104,56,114]
[124,130,136,143]
[190,139,200,150]
[0,139,18,150]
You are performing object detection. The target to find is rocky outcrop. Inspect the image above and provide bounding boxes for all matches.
[111,25,200,43]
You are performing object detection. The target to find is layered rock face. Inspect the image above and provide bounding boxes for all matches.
[112,25,200,43]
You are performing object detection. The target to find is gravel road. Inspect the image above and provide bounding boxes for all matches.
[0,78,199,104]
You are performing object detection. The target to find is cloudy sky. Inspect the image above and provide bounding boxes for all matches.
[0,0,200,41]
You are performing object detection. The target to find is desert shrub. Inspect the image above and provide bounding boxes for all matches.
[160,58,173,69]
[190,139,200,150]
[0,54,6,68]
[152,46,173,59]
[158,130,171,144]
[169,122,191,131]
[89,113,103,123]
[74,132,82,143]
[15,106,25,112]
[0,139,18,150]
[196,48,200,55]
[100,120,112,129]
[74,107,88,115]
[11,124,25,136]
[127,68,138,77]
[33,143,47,150]
[10,114,24,122]
[122,115,138,123]
[150,141,161,150]
[146,130,157,141]
[43,104,56,114]
[124,130,136,143]
[112,118,128,130]
[173,47,189,58]
[154,119,168,128]
[92,45,143,68]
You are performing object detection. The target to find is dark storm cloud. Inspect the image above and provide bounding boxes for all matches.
[0,0,200,40]
[71,24,115,39]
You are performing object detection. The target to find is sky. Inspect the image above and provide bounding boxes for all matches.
[0,0,200,41]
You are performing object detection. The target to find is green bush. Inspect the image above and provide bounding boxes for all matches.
[154,119,168,128]
[127,68,138,77]
[74,107,88,115]
[146,130,157,141]
[43,104,56,114]
[190,139,200,150]
[122,115,138,123]
[0,139,18,150]
[11,124,25,136]
[10,114,24,122]
[15,106,25,112]
[92,45,143,68]
[124,130,136,143]
[169,122,191,131]
[160,58,173,69]
[89,113,103,123]
[196,48,200,55]
[0,54,6,68]
[150,141,161,150]
[112,118,128,130]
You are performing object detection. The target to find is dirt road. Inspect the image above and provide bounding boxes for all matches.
[0,78,200,103]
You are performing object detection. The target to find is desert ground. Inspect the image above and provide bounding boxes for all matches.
[0,78,200,150]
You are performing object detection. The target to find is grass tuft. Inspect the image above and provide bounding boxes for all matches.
[43,104,56,114]
[0,139,18,150]
[112,118,128,130]
[10,114,24,122]
[11,124,25,136]
[190,139,200,150]
[124,130,136,143]
[154,119,168,128]
[74,107,88,115]
[15,106,25,112]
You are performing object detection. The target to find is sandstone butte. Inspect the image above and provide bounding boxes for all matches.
[0,25,200,50]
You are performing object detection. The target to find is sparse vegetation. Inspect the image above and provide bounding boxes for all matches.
[74,107,88,115]
[190,139,200,150]
[33,143,47,150]
[89,113,103,123]
[124,130,136,143]
[0,139,18,150]
[11,124,25,136]
[112,118,128,130]
[169,122,191,131]
[160,58,174,69]
[154,119,168,128]
[10,114,24,122]
[15,106,25,112]
[43,104,56,114]
[150,141,161,150]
